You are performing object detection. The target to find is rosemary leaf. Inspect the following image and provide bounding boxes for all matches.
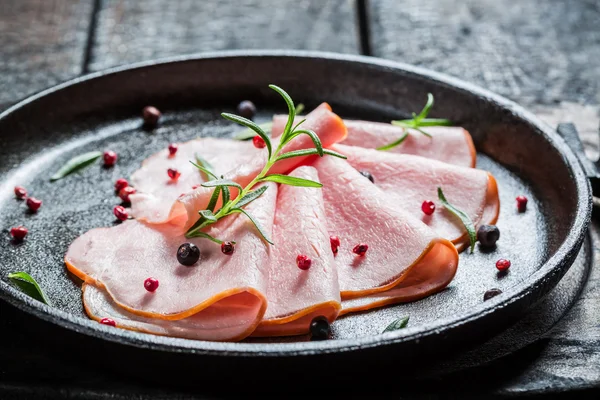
[194,153,217,180]
[235,186,268,209]
[206,186,221,212]
[233,121,273,141]
[221,184,230,205]
[198,209,217,224]
[287,129,324,156]
[8,272,51,305]
[190,161,218,180]
[382,316,409,333]
[222,113,272,158]
[275,148,347,161]
[230,208,274,245]
[260,174,322,188]
[50,151,102,181]
[269,84,296,144]
[376,132,409,151]
[438,187,477,253]
[186,230,234,245]
[201,179,243,192]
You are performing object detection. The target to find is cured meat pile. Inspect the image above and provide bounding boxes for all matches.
[65,102,500,341]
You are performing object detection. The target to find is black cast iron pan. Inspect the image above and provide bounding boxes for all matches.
[0,51,592,387]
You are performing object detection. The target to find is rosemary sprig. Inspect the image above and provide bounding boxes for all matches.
[233,103,305,140]
[187,86,345,245]
[377,94,452,151]
[437,187,477,253]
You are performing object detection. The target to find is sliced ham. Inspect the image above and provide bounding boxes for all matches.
[272,116,476,168]
[65,182,277,334]
[253,166,341,337]
[334,144,500,249]
[83,284,263,341]
[130,138,261,225]
[313,156,459,311]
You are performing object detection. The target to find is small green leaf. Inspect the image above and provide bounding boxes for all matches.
[269,84,296,144]
[376,132,409,151]
[198,209,217,224]
[382,316,409,333]
[294,103,305,115]
[194,153,217,180]
[206,186,221,213]
[230,208,273,245]
[260,174,323,187]
[235,186,268,209]
[50,151,102,181]
[186,230,234,245]
[234,121,273,141]
[275,148,347,161]
[221,184,231,206]
[388,94,451,140]
[201,179,243,193]
[190,161,218,181]
[438,187,477,253]
[222,113,272,159]
[413,118,453,127]
[8,272,51,305]
[286,129,323,156]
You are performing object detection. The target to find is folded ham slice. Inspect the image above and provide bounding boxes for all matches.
[83,284,264,341]
[253,166,341,336]
[272,115,476,168]
[130,138,261,225]
[65,182,277,340]
[334,144,499,249]
[313,156,459,312]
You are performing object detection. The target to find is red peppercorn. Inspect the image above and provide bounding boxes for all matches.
[100,318,116,327]
[118,186,136,203]
[113,205,128,221]
[221,241,235,255]
[253,135,266,149]
[516,195,528,212]
[168,143,178,156]
[14,186,27,199]
[353,243,369,256]
[144,277,159,292]
[103,151,117,167]
[330,235,341,255]
[114,178,129,192]
[167,168,181,180]
[142,106,161,126]
[26,197,42,212]
[422,201,435,215]
[10,226,28,241]
[496,259,511,271]
[296,254,312,270]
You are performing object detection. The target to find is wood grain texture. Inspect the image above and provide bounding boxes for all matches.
[369,0,600,107]
[0,0,94,109]
[88,0,359,71]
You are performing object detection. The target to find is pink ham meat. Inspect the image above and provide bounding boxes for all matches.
[272,115,476,168]
[83,284,263,341]
[313,156,459,313]
[335,144,500,249]
[253,166,341,336]
[65,182,277,340]
[169,104,347,230]
[130,138,261,225]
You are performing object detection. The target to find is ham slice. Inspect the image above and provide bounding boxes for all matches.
[334,144,500,249]
[253,166,341,336]
[272,116,476,168]
[313,156,459,312]
[83,284,264,341]
[65,182,277,335]
[130,138,261,225]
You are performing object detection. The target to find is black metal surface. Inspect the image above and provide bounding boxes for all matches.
[0,52,592,384]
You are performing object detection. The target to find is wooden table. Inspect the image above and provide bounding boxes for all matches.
[1,1,599,398]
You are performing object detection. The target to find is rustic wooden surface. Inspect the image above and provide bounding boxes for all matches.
[1,0,600,398]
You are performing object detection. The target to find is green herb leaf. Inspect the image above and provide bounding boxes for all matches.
[260,174,323,188]
[201,179,244,193]
[221,184,231,206]
[190,161,218,181]
[233,121,273,141]
[410,118,453,127]
[222,113,272,158]
[438,187,477,253]
[235,186,268,209]
[50,151,102,181]
[230,208,273,245]
[186,230,235,245]
[382,316,409,333]
[287,129,324,156]
[376,132,409,151]
[8,272,51,305]
[206,186,221,213]
[275,148,347,161]
[269,84,296,144]
[194,153,217,180]
[198,209,217,224]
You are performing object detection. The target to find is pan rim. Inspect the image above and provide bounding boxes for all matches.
[0,50,592,356]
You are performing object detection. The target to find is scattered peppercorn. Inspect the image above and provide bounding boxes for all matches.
[168,143,178,156]
[168,168,181,180]
[114,178,129,192]
[330,235,341,255]
[496,259,511,271]
[483,288,503,301]
[26,197,42,212]
[142,106,161,127]
[516,195,528,212]
[177,243,200,266]
[144,277,159,292]
[103,151,117,167]
[253,135,266,149]
[421,200,435,215]
[359,170,375,183]
[477,225,500,247]
[113,205,128,221]
[296,254,312,270]
[100,318,116,327]
[309,316,331,340]
[237,100,256,119]
[14,186,27,199]
[353,243,368,256]
[221,241,235,256]
[10,226,28,241]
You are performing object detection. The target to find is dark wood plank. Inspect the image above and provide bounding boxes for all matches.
[88,0,360,71]
[0,0,94,110]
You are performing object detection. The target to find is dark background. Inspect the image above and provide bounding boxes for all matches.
[1,1,599,398]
